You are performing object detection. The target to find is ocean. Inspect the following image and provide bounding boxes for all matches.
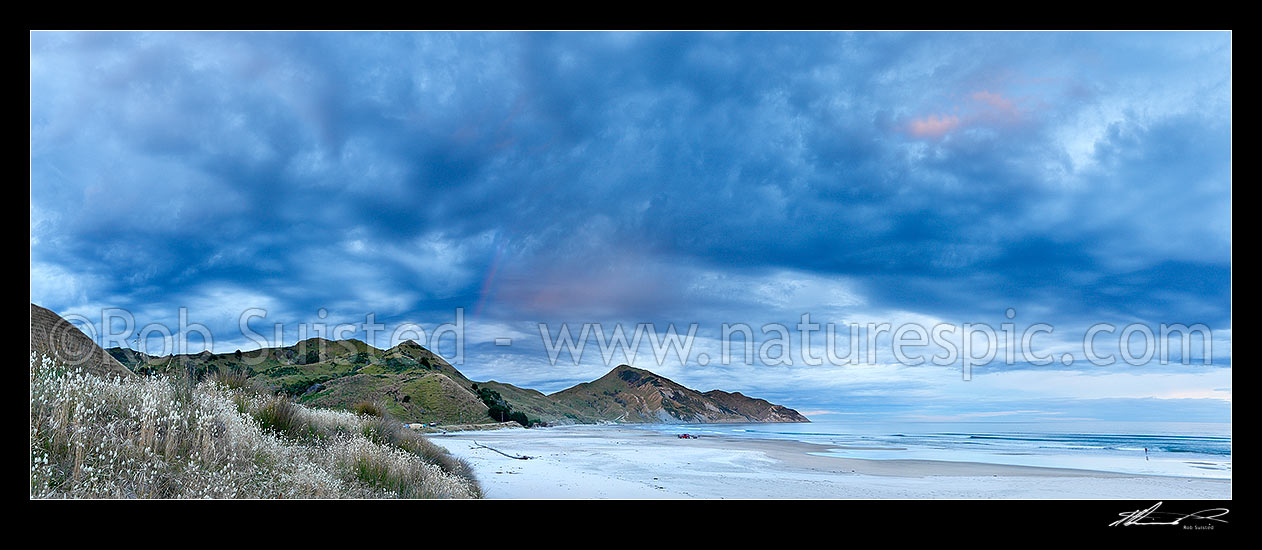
[632,419,1232,479]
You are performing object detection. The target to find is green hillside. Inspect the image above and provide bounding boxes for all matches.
[478,380,602,424]
[108,340,809,426]
[303,372,489,425]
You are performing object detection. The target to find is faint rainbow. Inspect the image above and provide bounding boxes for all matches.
[472,238,505,319]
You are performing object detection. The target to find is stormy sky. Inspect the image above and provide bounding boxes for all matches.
[30,31,1231,421]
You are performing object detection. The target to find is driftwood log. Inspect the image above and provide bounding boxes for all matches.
[472,441,533,460]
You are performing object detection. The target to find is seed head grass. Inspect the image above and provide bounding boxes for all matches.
[30,352,480,499]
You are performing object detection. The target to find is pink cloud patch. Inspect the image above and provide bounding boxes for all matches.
[971,90,1021,122]
[906,89,1025,139]
[971,90,1015,112]
[908,114,961,138]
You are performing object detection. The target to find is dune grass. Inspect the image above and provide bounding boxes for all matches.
[29,352,480,499]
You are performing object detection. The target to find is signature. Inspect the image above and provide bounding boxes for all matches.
[1110,502,1229,527]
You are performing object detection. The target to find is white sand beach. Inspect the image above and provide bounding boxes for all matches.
[426,425,1232,499]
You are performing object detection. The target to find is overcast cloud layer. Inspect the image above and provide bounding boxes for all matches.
[30,32,1231,421]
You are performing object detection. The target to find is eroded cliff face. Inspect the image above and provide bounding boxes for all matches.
[700,389,810,423]
[550,365,810,424]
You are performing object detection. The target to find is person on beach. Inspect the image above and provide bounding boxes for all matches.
[1144,447,1149,461]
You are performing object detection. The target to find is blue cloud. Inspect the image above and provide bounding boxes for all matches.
[30,31,1231,420]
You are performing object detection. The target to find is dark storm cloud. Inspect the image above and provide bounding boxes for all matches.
[31,32,1231,415]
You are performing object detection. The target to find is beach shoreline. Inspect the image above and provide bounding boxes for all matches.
[426,425,1232,499]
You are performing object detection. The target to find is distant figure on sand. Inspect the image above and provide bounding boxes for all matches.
[1144,447,1149,461]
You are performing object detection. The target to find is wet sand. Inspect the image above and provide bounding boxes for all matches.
[426,425,1232,499]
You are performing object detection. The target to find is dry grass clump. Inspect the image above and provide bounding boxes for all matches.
[30,352,479,499]
[351,401,386,418]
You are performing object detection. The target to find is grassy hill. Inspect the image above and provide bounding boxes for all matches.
[303,372,489,425]
[478,380,602,424]
[108,338,489,424]
[32,303,133,379]
[106,336,808,427]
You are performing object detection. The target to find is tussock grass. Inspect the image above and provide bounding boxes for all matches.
[352,401,386,418]
[211,366,250,390]
[359,407,481,492]
[30,352,479,499]
[256,395,316,440]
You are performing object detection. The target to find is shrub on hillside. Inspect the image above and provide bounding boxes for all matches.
[473,385,541,428]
